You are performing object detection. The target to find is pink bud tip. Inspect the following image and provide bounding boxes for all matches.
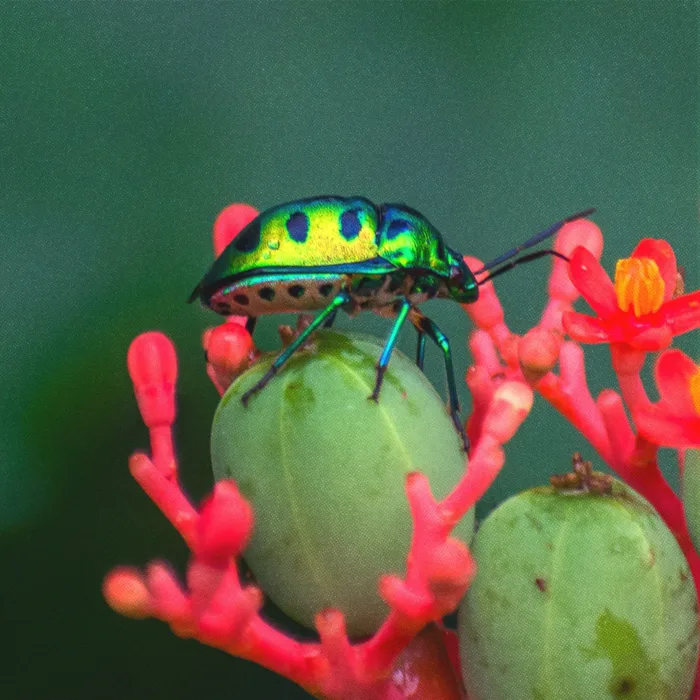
[315,609,348,642]
[203,323,255,377]
[196,481,254,563]
[103,567,151,619]
[213,204,260,257]
[555,218,603,260]
[487,382,534,442]
[519,328,562,383]
[127,332,177,428]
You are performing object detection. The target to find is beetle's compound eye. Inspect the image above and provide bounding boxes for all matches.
[449,264,465,287]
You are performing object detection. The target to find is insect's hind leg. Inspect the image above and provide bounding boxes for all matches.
[241,291,350,406]
[370,298,412,402]
[408,308,468,452]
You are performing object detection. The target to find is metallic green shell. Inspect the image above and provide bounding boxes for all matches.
[190,196,474,312]
[195,197,380,298]
[375,203,451,276]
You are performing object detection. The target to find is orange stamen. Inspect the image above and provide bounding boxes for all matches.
[691,369,700,416]
[614,257,665,317]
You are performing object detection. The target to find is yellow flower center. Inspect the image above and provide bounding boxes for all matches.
[691,369,700,415]
[614,257,665,316]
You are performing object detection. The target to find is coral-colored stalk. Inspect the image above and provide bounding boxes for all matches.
[108,331,481,699]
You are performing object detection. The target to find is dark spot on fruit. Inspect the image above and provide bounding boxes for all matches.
[680,569,689,582]
[318,283,334,297]
[258,287,275,301]
[613,677,634,695]
[286,211,309,243]
[535,578,547,592]
[233,294,249,306]
[233,218,261,252]
[288,285,305,298]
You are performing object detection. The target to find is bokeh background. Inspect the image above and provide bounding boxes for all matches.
[1,2,697,697]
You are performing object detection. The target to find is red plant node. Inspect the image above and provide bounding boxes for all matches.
[127,332,177,428]
[519,327,562,383]
[196,481,254,564]
[203,321,255,385]
[213,203,260,256]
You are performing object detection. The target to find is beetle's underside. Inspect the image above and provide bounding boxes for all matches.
[207,269,445,318]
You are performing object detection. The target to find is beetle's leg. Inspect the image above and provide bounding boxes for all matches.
[245,316,258,335]
[241,291,350,406]
[408,308,468,452]
[370,298,412,402]
[322,309,338,329]
[416,330,426,371]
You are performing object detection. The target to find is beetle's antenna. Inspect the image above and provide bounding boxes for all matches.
[472,208,595,275]
[477,248,569,286]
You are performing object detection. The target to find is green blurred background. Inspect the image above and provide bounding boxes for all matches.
[1,2,697,697]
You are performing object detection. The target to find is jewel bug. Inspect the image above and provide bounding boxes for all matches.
[190,196,593,449]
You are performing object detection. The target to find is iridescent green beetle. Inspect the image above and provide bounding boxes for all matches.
[190,196,592,449]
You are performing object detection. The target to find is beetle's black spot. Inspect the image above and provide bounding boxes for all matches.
[286,211,310,243]
[233,219,262,253]
[258,287,275,301]
[288,285,305,298]
[318,283,334,297]
[386,218,411,240]
[233,294,250,306]
[340,209,362,241]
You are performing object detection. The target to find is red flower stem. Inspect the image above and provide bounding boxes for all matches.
[129,453,198,548]
[615,370,650,411]
[360,611,422,679]
[149,425,176,476]
[224,619,316,685]
[536,373,611,463]
[442,436,504,516]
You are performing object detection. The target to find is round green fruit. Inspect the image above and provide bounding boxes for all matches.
[211,330,474,637]
[683,449,700,557]
[459,474,698,700]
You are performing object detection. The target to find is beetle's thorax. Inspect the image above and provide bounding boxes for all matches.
[349,273,438,317]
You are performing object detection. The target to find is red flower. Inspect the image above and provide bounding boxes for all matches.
[633,349,700,448]
[563,239,700,351]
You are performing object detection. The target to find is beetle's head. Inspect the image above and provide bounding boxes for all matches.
[445,247,479,303]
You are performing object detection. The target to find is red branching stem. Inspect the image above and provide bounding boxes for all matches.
[535,344,611,462]
[597,390,636,469]
[148,425,176,476]
[610,345,650,410]
[444,435,504,515]
[129,453,198,548]
[108,331,473,700]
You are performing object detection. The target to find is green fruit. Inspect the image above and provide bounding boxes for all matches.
[683,449,700,557]
[459,476,698,700]
[211,330,474,637]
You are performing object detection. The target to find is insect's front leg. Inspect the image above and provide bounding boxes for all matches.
[370,298,412,402]
[408,308,468,452]
[241,291,351,406]
[416,330,426,370]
